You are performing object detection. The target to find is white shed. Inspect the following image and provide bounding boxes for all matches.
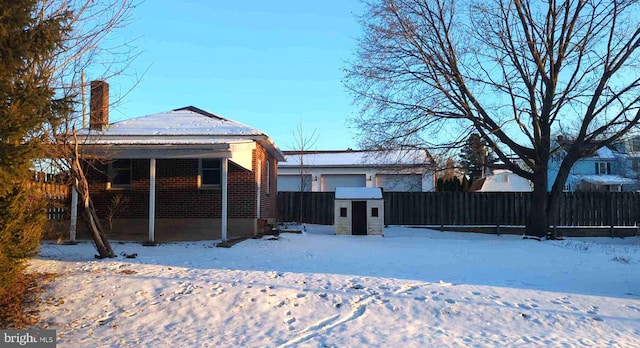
[334,187,384,236]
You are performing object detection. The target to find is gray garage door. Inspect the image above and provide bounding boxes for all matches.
[277,175,312,192]
[376,174,422,191]
[322,174,366,192]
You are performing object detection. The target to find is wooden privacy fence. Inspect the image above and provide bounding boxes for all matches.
[277,191,640,227]
[29,181,70,221]
[277,192,335,225]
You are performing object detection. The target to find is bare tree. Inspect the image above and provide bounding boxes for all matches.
[290,122,319,223]
[41,0,139,257]
[345,0,640,238]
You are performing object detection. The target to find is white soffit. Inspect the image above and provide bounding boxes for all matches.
[229,141,256,171]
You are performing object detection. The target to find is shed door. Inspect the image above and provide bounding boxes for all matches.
[352,201,367,235]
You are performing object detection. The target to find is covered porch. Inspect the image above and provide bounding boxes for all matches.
[70,140,258,244]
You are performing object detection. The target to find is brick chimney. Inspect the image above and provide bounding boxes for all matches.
[89,80,109,130]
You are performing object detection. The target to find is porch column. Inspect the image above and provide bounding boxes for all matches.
[148,158,156,243]
[68,184,78,242]
[221,157,228,242]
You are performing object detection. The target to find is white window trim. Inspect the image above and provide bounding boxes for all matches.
[198,158,222,189]
[266,160,271,193]
[107,159,132,189]
[596,161,610,175]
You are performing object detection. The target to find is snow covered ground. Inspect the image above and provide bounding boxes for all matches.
[29,226,640,347]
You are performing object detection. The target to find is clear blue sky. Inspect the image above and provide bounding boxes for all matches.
[107,0,364,151]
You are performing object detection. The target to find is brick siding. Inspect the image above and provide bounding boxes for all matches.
[84,143,279,221]
[255,145,278,219]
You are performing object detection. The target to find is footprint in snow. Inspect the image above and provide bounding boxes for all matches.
[625,305,640,312]
[97,315,115,326]
[349,283,365,290]
[444,299,456,304]
[563,305,580,312]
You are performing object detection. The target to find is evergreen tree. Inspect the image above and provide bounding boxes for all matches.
[437,177,465,192]
[0,0,71,292]
[459,133,497,181]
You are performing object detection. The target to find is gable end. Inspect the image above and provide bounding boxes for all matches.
[173,106,229,121]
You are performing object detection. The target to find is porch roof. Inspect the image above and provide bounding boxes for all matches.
[574,174,636,185]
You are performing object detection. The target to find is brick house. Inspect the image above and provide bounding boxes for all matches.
[75,81,285,243]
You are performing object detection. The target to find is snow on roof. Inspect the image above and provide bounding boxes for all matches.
[574,174,636,185]
[280,149,432,167]
[596,147,616,159]
[78,106,265,137]
[335,187,383,200]
[479,171,532,192]
[555,139,621,159]
[76,106,285,161]
[78,137,254,145]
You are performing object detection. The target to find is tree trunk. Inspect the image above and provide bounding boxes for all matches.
[83,196,116,258]
[525,169,549,239]
[71,131,115,258]
[547,153,580,239]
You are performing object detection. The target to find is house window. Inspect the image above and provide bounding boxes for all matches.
[266,160,271,193]
[632,138,640,152]
[595,162,611,175]
[608,185,622,192]
[199,159,221,187]
[371,207,379,217]
[340,207,347,217]
[109,159,131,188]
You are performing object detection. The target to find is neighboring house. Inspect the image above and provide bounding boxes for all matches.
[611,136,640,190]
[277,149,436,192]
[469,169,532,192]
[548,137,638,192]
[76,81,285,243]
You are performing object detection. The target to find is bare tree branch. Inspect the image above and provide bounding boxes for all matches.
[345,0,640,238]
